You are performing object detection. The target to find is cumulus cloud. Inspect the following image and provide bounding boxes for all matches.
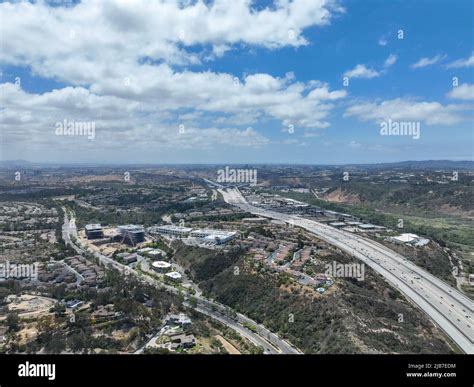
[344,98,468,126]
[0,0,341,72]
[384,54,397,67]
[378,36,388,46]
[446,53,474,68]
[0,82,270,150]
[343,54,396,80]
[0,68,347,150]
[0,0,348,154]
[344,64,380,79]
[447,83,474,100]
[410,54,445,69]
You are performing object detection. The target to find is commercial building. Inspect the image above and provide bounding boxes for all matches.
[146,249,167,258]
[85,224,104,239]
[153,225,237,245]
[389,233,430,246]
[117,224,145,246]
[116,252,140,264]
[189,229,237,244]
[358,224,376,230]
[165,271,182,282]
[151,260,172,273]
[153,225,193,237]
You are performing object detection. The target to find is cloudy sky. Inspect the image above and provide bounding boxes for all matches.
[0,0,473,164]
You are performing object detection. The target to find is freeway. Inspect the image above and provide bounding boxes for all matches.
[60,207,300,354]
[219,187,474,354]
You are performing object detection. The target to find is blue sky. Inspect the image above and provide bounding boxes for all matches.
[0,0,473,164]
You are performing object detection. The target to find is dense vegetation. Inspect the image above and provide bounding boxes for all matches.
[281,191,473,248]
[173,245,454,354]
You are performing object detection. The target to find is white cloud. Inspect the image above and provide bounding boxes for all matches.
[378,37,387,46]
[447,83,474,100]
[348,140,362,148]
[0,82,270,151]
[384,54,397,67]
[344,64,380,79]
[446,53,474,68]
[410,54,445,69]
[344,98,468,126]
[307,85,347,100]
[0,0,342,72]
[344,55,396,80]
[0,68,347,151]
[0,0,348,153]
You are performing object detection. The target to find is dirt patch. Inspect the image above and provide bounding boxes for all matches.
[215,335,240,354]
[322,188,361,204]
[438,204,474,220]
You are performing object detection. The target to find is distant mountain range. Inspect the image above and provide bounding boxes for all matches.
[0,159,472,170]
[345,160,474,170]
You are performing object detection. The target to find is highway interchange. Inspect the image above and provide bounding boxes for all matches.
[219,187,473,354]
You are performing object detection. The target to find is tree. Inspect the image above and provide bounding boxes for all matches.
[53,302,66,317]
[6,312,19,332]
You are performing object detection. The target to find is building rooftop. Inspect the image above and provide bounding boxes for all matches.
[118,224,144,232]
[152,261,171,269]
[358,224,376,229]
[392,233,419,243]
[165,271,182,280]
[85,224,102,230]
[147,249,166,256]
[190,229,237,237]
[155,225,193,232]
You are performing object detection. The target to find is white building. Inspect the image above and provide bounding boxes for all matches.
[151,225,237,245]
[389,233,430,246]
[165,271,182,282]
[154,225,193,237]
[392,233,419,243]
[189,229,237,244]
[147,249,166,258]
[151,261,172,273]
